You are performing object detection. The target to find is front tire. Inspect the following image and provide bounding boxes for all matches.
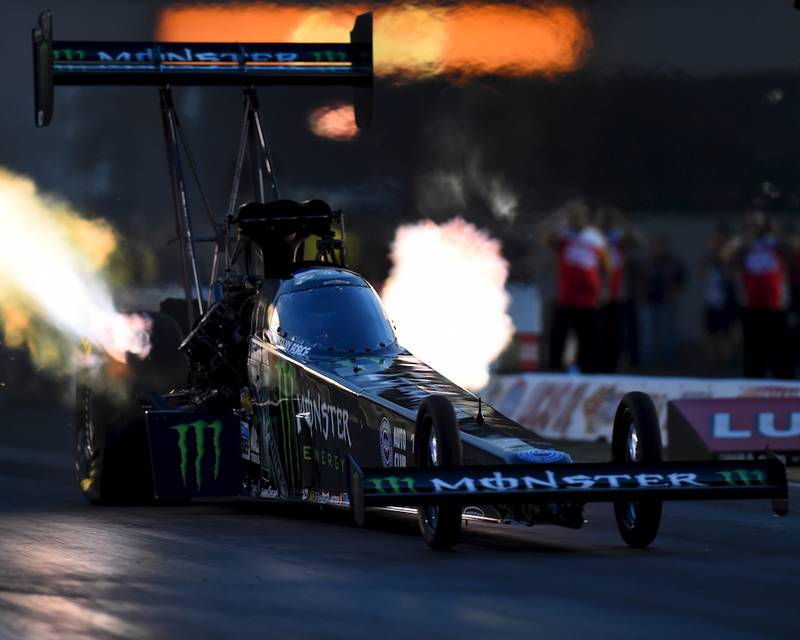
[416,395,463,550]
[612,391,663,548]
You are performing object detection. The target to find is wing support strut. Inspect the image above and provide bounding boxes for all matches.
[209,87,282,290]
[159,86,205,326]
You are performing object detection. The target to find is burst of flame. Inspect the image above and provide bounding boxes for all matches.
[0,168,151,371]
[382,217,513,390]
[156,3,591,79]
[309,103,359,141]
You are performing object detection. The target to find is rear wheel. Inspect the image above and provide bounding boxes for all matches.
[416,395,463,550]
[75,312,187,504]
[612,391,663,548]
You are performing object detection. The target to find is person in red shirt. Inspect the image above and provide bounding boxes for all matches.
[728,209,793,378]
[546,200,609,373]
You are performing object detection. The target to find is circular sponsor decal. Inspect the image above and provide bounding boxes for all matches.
[516,448,567,464]
[379,416,393,467]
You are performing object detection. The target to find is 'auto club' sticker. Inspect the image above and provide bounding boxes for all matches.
[379,417,393,467]
[379,417,408,467]
[392,425,407,467]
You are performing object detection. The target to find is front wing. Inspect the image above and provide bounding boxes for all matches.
[347,456,788,525]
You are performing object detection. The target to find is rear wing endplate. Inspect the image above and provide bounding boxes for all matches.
[32,10,373,127]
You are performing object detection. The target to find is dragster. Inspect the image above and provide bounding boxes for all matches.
[32,10,788,550]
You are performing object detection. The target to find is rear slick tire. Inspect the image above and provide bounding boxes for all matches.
[612,391,663,549]
[74,312,187,504]
[416,395,463,551]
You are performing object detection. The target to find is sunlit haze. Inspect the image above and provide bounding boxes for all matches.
[382,218,514,390]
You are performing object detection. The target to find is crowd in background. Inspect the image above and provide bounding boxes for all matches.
[545,200,798,379]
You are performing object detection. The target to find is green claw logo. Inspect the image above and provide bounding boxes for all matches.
[369,476,415,494]
[171,420,223,489]
[54,48,86,62]
[717,468,767,486]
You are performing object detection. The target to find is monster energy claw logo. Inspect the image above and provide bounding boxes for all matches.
[717,468,767,486]
[369,476,415,494]
[171,420,223,489]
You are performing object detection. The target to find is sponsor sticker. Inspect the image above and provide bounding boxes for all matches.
[296,389,352,446]
[249,422,261,464]
[488,437,538,452]
[171,419,223,490]
[366,470,718,495]
[379,416,393,467]
[240,422,250,460]
[515,448,567,464]
[393,425,407,467]
[283,342,311,358]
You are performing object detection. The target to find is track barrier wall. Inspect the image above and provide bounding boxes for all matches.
[485,373,800,446]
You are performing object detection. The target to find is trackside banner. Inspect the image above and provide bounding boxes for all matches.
[349,458,787,513]
[668,398,800,459]
[484,373,800,443]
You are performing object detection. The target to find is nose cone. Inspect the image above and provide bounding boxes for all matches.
[515,448,572,464]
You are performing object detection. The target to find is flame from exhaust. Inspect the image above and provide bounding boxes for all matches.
[309,103,359,141]
[382,218,513,390]
[156,3,591,79]
[0,168,151,372]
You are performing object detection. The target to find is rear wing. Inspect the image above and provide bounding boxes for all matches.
[32,10,373,127]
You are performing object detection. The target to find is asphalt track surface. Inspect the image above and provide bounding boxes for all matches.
[0,403,798,639]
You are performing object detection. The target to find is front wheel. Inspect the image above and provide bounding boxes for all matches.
[416,395,463,550]
[612,391,663,548]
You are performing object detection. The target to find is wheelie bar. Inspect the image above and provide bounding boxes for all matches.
[347,455,788,525]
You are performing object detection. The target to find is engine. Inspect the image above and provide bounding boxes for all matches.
[178,285,255,410]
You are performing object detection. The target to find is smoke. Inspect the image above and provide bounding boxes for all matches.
[382,217,513,390]
[0,168,151,374]
[485,177,519,222]
[417,151,520,222]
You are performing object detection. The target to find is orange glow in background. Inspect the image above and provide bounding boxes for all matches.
[308,103,359,140]
[156,3,592,79]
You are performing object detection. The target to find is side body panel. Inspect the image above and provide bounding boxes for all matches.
[248,335,415,503]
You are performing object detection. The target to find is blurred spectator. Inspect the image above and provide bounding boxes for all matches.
[623,245,647,368]
[596,206,640,372]
[727,210,793,378]
[701,223,738,370]
[786,222,800,372]
[641,235,687,367]
[546,199,608,373]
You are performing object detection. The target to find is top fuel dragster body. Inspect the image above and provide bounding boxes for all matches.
[32,10,788,550]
